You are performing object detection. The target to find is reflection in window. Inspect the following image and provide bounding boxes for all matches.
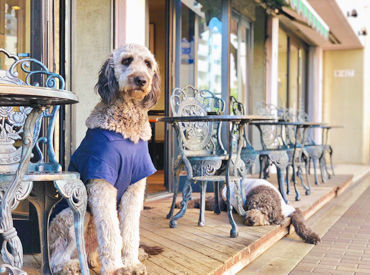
[180,0,222,96]
[0,0,30,69]
[229,12,252,107]
[278,28,308,113]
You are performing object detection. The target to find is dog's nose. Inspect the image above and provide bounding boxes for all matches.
[134,76,147,87]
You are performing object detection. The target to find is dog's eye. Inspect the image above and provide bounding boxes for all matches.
[145,60,152,69]
[122,57,133,66]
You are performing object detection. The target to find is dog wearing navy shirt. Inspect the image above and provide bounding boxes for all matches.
[49,44,161,275]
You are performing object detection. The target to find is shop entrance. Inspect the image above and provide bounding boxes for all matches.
[147,0,169,194]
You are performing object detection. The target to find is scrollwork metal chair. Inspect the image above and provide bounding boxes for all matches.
[166,86,242,237]
[0,49,88,274]
[282,109,311,199]
[251,102,291,203]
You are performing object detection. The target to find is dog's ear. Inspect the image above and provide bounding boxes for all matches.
[141,69,160,109]
[95,56,119,105]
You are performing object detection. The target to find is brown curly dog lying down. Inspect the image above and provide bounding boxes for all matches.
[49,44,163,275]
[180,179,320,245]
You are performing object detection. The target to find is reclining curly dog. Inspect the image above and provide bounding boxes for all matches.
[181,179,320,245]
[49,44,162,274]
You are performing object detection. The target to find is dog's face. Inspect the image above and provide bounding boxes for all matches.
[244,209,270,226]
[96,44,160,108]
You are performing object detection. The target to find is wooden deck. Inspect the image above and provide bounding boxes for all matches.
[142,174,353,275]
[8,173,354,274]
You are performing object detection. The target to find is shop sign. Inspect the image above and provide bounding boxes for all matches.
[334,69,355,78]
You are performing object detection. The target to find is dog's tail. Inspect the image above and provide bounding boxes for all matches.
[290,208,320,245]
[139,243,164,255]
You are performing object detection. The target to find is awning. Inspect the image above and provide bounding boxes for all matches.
[284,0,329,40]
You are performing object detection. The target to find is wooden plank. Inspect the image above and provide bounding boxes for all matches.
[141,236,206,275]
[140,228,223,272]
[145,260,174,275]
[141,219,233,262]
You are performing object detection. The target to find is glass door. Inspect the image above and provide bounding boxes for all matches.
[229,11,252,110]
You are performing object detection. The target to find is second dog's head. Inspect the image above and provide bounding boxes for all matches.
[244,209,270,226]
[95,44,160,108]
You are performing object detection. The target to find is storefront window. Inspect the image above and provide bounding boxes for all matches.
[229,12,252,105]
[180,0,222,96]
[0,0,31,69]
[278,28,288,108]
[289,42,299,110]
[278,27,307,112]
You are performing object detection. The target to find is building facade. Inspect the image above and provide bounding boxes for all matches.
[1,0,369,194]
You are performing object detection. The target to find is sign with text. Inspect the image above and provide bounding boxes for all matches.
[334,69,355,78]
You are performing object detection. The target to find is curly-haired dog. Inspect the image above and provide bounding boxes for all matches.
[226,179,320,245]
[49,44,162,275]
[181,179,320,244]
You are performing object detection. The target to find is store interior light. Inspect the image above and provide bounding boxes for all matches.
[12,5,21,10]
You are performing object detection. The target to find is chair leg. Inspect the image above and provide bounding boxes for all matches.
[198,182,207,226]
[277,167,289,204]
[295,166,309,200]
[167,160,182,219]
[329,148,335,176]
[312,157,319,185]
[213,182,221,215]
[27,182,60,274]
[259,155,264,178]
[225,179,238,238]
[293,166,301,201]
[304,161,312,195]
[263,159,270,179]
[54,178,89,275]
[324,155,331,180]
[285,166,290,195]
[319,155,328,183]
[170,179,192,228]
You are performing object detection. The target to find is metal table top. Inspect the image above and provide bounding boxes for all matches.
[158,115,274,123]
[0,83,79,106]
[250,120,328,127]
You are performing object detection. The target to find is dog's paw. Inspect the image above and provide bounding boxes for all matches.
[138,247,149,262]
[114,263,147,275]
[59,259,81,275]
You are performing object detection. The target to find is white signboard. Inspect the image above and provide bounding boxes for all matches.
[334,69,355,78]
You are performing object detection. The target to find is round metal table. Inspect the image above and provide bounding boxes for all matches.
[0,84,89,275]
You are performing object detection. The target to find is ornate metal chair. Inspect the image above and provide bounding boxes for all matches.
[294,110,329,185]
[166,86,242,237]
[0,49,88,274]
[282,109,311,198]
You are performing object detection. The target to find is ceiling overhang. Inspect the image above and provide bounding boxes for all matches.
[278,0,363,50]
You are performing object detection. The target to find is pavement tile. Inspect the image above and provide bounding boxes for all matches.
[290,271,313,275]
[358,264,370,269]
[300,257,320,264]
[313,267,354,274]
[292,185,370,275]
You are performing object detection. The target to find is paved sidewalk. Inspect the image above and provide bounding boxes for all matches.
[290,185,370,274]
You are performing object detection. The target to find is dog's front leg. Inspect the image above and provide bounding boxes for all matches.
[119,178,147,274]
[87,179,124,274]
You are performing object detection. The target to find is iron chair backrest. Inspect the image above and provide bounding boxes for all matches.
[170,86,226,157]
[255,101,285,150]
[283,108,314,146]
[0,48,65,173]
[229,96,254,150]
